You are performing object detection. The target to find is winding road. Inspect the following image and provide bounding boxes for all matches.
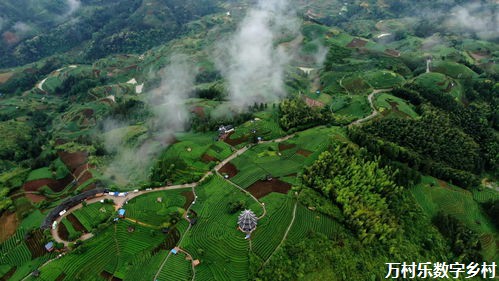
[350,88,392,126]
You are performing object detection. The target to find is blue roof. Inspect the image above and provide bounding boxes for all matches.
[114,192,119,196]
[170,248,178,254]
[45,242,54,250]
[118,209,125,215]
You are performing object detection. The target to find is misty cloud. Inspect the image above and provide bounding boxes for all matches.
[103,54,196,185]
[310,39,328,66]
[215,0,300,109]
[12,22,31,35]
[444,3,499,40]
[65,0,81,16]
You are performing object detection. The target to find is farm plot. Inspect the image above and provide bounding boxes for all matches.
[126,188,190,227]
[113,221,172,278]
[340,75,372,95]
[473,188,499,203]
[72,202,114,232]
[374,93,419,119]
[412,72,463,101]
[361,70,405,89]
[287,205,342,243]
[0,229,32,267]
[180,176,256,281]
[227,113,285,147]
[153,132,230,184]
[40,221,165,280]
[411,176,498,261]
[333,94,371,120]
[251,193,294,261]
[156,252,192,281]
[230,127,343,189]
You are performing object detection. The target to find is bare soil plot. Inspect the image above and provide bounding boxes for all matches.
[296,149,313,157]
[278,143,296,151]
[67,214,87,233]
[246,179,291,199]
[219,162,239,178]
[347,38,367,48]
[0,212,18,243]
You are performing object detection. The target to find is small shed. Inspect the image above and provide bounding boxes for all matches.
[170,247,179,255]
[118,209,126,218]
[45,242,54,252]
[31,270,40,277]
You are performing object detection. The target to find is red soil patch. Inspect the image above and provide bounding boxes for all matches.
[100,271,123,281]
[347,38,368,48]
[224,132,248,146]
[0,72,13,84]
[384,49,400,57]
[437,180,449,188]
[24,179,54,192]
[304,96,325,108]
[191,106,205,118]
[23,175,73,192]
[247,179,292,199]
[182,191,195,210]
[469,51,489,60]
[201,153,219,163]
[58,222,70,241]
[73,164,88,179]
[2,31,19,44]
[25,193,47,203]
[81,109,94,118]
[296,149,313,157]
[278,143,296,151]
[77,171,93,187]
[0,212,18,243]
[67,214,87,233]
[58,151,88,172]
[124,64,138,71]
[219,162,239,178]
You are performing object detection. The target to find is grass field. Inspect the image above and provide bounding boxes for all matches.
[374,93,419,119]
[411,176,498,262]
[126,188,190,227]
[332,94,371,121]
[340,75,372,95]
[361,70,406,89]
[413,72,463,101]
[230,126,345,189]
[72,202,114,232]
[25,167,53,182]
[227,109,286,147]
[432,61,479,80]
[155,132,233,184]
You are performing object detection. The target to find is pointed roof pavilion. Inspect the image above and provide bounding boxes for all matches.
[238,209,258,233]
